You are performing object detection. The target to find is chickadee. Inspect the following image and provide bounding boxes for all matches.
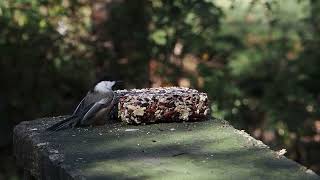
[47,80,117,131]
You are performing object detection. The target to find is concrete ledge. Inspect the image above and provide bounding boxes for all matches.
[14,117,319,180]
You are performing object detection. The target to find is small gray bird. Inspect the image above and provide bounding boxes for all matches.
[47,80,117,131]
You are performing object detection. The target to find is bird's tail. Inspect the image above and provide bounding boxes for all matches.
[46,115,79,131]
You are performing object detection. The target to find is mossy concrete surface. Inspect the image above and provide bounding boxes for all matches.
[14,117,319,180]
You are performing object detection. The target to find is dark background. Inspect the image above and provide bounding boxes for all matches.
[1,0,320,179]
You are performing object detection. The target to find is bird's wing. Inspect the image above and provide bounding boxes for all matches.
[72,95,87,115]
[72,91,101,116]
[80,97,113,125]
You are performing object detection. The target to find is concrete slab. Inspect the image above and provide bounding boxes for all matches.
[13,117,319,180]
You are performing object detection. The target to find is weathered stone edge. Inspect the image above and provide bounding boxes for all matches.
[13,119,86,180]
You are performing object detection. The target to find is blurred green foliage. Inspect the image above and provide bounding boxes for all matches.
[0,0,95,123]
[1,0,320,178]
